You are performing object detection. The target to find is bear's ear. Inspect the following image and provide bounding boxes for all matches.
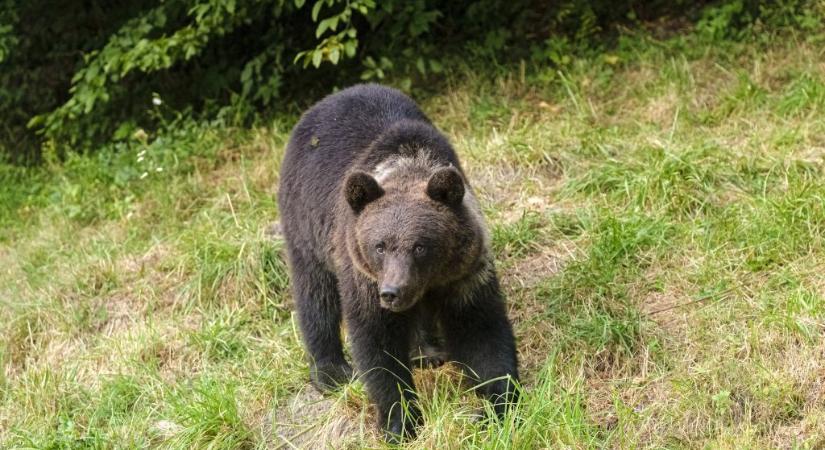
[426,167,465,207]
[344,171,384,213]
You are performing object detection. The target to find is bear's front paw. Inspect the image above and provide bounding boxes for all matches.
[410,343,448,369]
[310,361,353,392]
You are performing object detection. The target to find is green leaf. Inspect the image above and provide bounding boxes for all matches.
[416,57,426,75]
[316,16,339,37]
[112,121,137,141]
[240,64,252,84]
[344,39,357,57]
[311,50,322,68]
[26,115,44,129]
[316,20,328,38]
[311,1,323,22]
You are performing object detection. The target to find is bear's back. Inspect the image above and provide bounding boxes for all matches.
[292,84,428,162]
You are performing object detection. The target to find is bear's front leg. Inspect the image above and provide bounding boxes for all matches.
[342,283,421,441]
[443,274,520,418]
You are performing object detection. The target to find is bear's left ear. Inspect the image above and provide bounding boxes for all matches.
[345,171,384,213]
[426,167,465,207]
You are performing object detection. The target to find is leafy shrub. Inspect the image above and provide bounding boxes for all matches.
[0,0,821,163]
[697,0,823,41]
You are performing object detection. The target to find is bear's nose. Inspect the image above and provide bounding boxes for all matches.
[379,286,400,302]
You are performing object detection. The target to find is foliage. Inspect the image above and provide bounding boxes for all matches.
[0,1,17,64]
[0,0,822,163]
[696,0,823,41]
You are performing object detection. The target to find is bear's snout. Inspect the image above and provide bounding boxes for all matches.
[379,283,418,311]
[378,256,421,311]
[379,285,400,302]
[379,285,404,310]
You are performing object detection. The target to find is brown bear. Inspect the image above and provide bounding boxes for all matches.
[277,84,519,441]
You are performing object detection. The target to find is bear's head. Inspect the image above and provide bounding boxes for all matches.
[344,166,484,312]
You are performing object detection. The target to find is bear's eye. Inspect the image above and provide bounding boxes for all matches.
[375,243,385,255]
[413,244,426,256]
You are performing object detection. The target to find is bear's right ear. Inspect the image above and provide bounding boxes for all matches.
[344,171,384,213]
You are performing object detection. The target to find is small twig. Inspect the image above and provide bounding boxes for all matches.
[646,288,734,316]
[272,422,321,450]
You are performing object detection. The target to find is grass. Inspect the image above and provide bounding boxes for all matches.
[3,17,825,449]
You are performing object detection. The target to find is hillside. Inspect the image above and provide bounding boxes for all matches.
[2,21,825,449]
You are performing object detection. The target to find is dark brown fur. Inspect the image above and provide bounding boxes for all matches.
[277,84,519,442]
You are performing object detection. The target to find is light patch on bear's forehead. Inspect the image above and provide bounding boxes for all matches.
[372,148,444,183]
[372,147,491,254]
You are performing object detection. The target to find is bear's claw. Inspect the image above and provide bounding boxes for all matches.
[410,343,448,369]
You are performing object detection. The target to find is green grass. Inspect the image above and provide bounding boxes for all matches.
[3,19,825,449]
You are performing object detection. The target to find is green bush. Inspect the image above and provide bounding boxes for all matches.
[0,0,820,163]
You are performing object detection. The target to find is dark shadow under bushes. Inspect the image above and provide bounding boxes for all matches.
[6,0,810,163]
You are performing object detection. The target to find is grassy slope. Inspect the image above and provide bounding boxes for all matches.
[2,24,825,449]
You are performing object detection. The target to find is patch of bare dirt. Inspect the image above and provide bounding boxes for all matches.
[100,243,180,333]
[643,90,680,128]
[467,162,563,218]
[770,412,825,450]
[639,290,693,338]
[265,386,371,449]
[505,243,573,290]
[580,342,679,447]
[503,243,577,379]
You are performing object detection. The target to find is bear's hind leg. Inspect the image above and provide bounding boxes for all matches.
[287,247,352,391]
